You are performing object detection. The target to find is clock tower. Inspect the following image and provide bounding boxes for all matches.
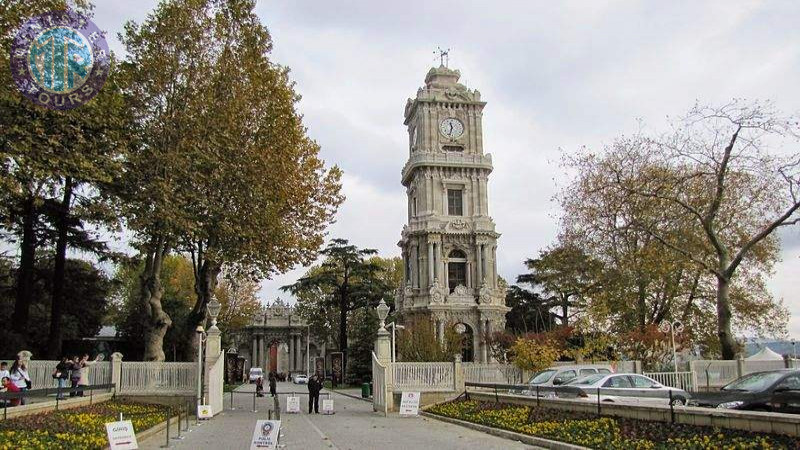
[397,65,508,363]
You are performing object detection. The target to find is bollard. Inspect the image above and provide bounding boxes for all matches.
[173,407,184,440]
[161,408,170,448]
[596,387,601,416]
[273,395,280,420]
[184,402,190,432]
[536,386,540,407]
[252,391,257,413]
[231,390,235,410]
[669,390,675,424]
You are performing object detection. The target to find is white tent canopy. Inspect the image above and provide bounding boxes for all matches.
[746,346,784,361]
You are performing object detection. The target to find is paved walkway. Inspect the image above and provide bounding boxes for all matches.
[141,382,536,449]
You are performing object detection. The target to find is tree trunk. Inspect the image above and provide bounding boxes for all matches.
[187,257,221,361]
[12,197,38,334]
[141,239,172,361]
[716,275,736,359]
[47,178,74,359]
[339,290,348,377]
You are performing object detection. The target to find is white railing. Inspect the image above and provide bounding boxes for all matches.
[744,360,786,373]
[119,361,196,394]
[392,362,454,392]
[372,352,387,415]
[551,360,639,373]
[691,360,740,389]
[464,363,523,384]
[643,371,696,392]
[10,360,112,389]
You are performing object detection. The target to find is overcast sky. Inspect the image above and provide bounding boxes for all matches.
[91,1,800,337]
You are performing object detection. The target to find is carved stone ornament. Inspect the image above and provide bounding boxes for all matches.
[444,89,471,101]
[478,284,492,304]
[453,284,469,296]
[429,280,444,303]
[449,219,470,231]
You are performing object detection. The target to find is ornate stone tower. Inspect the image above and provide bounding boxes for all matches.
[397,65,508,363]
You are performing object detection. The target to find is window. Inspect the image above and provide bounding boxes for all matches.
[447,189,463,216]
[630,375,655,388]
[603,376,633,388]
[554,370,577,385]
[598,369,612,374]
[412,197,417,216]
[777,375,800,391]
[447,250,467,292]
[580,369,596,376]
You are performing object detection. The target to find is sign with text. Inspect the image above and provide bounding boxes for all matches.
[286,396,300,413]
[399,391,421,416]
[198,404,213,419]
[105,420,138,450]
[322,398,334,415]
[250,420,281,449]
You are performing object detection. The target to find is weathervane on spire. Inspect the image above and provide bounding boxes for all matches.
[434,47,450,67]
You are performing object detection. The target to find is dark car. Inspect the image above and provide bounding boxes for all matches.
[689,369,800,413]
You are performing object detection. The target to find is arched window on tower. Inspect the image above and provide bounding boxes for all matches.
[447,249,467,293]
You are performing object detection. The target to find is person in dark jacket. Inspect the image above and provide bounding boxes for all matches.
[307,374,322,414]
[268,372,277,397]
[53,357,71,400]
[256,376,265,397]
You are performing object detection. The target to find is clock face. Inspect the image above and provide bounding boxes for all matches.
[439,118,464,139]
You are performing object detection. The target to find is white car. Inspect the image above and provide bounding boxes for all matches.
[248,367,263,383]
[559,373,690,406]
[292,374,309,384]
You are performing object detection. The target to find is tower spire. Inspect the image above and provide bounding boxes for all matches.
[434,46,450,67]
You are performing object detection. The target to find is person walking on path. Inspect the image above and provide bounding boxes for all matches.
[307,374,322,414]
[268,372,277,397]
[9,357,30,405]
[256,376,265,397]
[53,357,71,400]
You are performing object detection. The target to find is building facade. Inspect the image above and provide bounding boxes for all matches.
[397,65,509,363]
[239,298,325,376]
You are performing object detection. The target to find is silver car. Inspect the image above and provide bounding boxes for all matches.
[512,365,613,397]
[559,373,690,406]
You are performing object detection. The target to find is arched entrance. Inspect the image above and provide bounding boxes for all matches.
[456,322,474,362]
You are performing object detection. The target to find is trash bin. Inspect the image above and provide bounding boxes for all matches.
[362,382,371,398]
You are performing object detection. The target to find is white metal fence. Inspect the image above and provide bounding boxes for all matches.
[119,361,196,395]
[643,371,696,392]
[689,359,800,390]
[392,361,454,392]
[3,360,112,390]
[552,360,639,373]
[464,363,523,384]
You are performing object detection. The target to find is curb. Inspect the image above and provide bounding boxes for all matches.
[134,414,183,447]
[420,411,589,450]
[329,389,372,404]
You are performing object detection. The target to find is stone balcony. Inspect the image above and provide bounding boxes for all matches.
[401,152,494,184]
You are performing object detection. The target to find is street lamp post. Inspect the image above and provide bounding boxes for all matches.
[376,299,390,331]
[306,324,311,375]
[659,321,684,375]
[386,323,405,363]
[195,325,206,411]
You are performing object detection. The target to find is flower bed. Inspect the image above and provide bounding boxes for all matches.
[428,400,800,449]
[0,400,171,450]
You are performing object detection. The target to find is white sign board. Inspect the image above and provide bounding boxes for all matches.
[322,398,334,414]
[286,396,300,413]
[105,420,138,450]
[399,391,420,416]
[198,404,213,419]
[250,420,281,449]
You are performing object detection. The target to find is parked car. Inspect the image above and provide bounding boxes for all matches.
[689,369,800,413]
[292,374,309,384]
[557,373,690,406]
[510,365,614,397]
[248,367,264,383]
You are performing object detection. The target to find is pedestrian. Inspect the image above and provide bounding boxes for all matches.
[0,362,9,381]
[53,357,71,400]
[1,376,21,407]
[307,374,322,414]
[77,353,101,397]
[9,357,30,405]
[69,355,81,397]
[256,376,264,397]
[268,371,277,397]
